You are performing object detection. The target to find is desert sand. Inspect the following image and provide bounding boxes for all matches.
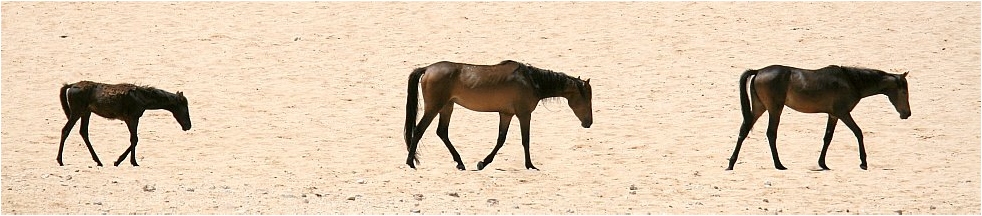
[1,2,979,214]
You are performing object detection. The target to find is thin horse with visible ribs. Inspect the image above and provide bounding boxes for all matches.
[58,81,192,166]
[404,60,593,170]
[727,65,910,170]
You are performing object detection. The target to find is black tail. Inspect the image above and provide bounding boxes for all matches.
[59,84,72,119]
[739,69,757,121]
[405,67,426,162]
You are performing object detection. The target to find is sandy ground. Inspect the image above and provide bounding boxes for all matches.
[1,2,979,214]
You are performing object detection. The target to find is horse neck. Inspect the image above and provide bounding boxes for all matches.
[144,99,177,111]
[535,78,576,100]
[851,72,894,98]
[858,85,886,98]
[524,66,576,100]
[136,89,178,110]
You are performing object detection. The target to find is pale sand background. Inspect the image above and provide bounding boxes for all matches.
[2,2,979,214]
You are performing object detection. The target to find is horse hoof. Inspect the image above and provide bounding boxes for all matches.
[775,165,788,170]
[113,161,121,167]
[860,164,868,170]
[476,161,487,170]
[455,164,465,171]
[406,163,416,170]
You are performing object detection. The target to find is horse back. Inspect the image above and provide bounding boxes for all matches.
[66,81,142,120]
[423,61,525,88]
[755,65,859,113]
[755,65,852,90]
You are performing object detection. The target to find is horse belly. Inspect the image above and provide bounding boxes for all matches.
[452,99,501,112]
[451,97,511,113]
[88,98,128,120]
[784,96,833,113]
[89,104,125,119]
[450,89,525,113]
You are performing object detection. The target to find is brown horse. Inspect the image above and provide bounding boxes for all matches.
[727,65,910,170]
[58,81,191,166]
[404,60,593,170]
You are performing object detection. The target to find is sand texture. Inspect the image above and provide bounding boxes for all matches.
[2,2,979,214]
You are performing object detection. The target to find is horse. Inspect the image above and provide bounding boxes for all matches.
[57,81,192,166]
[404,60,593,170]
[726,65,910,170]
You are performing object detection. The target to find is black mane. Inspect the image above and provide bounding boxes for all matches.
[135,85,175,98]
[517,62,583,98]
[132,85,185,107]
[826,65,903,89]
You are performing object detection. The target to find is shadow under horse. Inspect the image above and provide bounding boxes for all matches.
[58,81,192,166]
[404,60,593,170]
[727,65,910,170]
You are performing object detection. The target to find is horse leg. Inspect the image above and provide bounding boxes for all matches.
[79,112,103,166]
[115,118,140,166]
[436,104,465,170]
[407,108,440,169]
[477,113,513,170]
[517,112,537,170]
[765,108,787,170]
[727,99,766,170]
[57,114,82,166]
[728,88,766,170]
[837,113,867,170]
[818,115,839,170]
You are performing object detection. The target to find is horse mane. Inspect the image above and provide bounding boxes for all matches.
[131,84,184,104]
[825,65,903,89]
[134,85,170,97]
[518,62,584,98]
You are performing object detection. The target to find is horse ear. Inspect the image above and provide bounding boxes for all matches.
[585,78,590,84]
[901,72,908,78]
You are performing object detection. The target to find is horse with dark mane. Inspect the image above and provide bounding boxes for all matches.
[58,81,191,166]
[404,60,593,170]
[727,65,910,170]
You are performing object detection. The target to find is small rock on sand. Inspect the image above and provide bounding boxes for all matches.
[143,185,156,192]
[487,199,499,206]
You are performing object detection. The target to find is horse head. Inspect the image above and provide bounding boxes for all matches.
[568,77,593,128]
[172,91,192,131]
[884,72,911,119]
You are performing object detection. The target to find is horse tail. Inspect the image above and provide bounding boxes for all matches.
[405,67,427,161]
[739,69,757,121]
[59,84,72,119]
